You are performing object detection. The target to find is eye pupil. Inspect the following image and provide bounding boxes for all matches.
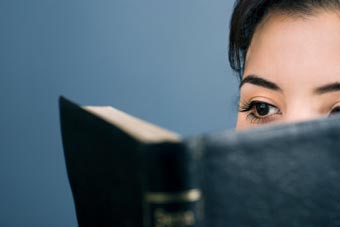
[256,103,270,116]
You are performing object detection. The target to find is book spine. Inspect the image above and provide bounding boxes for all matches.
[143,142,202,227]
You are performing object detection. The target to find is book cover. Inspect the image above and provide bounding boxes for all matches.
[59,96,340,227]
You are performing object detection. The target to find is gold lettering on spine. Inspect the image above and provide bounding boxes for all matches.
[154,209,195,227]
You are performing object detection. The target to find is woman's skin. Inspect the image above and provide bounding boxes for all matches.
[236,10,340,130]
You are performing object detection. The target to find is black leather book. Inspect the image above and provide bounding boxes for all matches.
[59,96,340,227]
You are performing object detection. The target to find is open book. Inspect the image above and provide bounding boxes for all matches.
[59,96,340,227]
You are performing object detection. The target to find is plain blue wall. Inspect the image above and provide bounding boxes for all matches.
[0,0,238,226]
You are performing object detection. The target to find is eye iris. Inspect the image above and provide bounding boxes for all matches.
[256,103,270,116]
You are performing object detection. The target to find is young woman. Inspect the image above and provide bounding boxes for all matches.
[229,0,340,130]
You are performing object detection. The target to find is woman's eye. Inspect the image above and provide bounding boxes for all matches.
[330,106,340,116]
[254,102,279,117]
[239,101,281,124]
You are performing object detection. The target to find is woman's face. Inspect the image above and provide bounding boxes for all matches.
[236,11,340,130]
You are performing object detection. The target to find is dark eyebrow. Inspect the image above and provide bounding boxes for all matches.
[314,82,340,95]
[240,75,282,92]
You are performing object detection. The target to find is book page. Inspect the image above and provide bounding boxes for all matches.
[83,106,181,143]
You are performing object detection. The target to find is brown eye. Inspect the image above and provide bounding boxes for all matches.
[330,106,340,116]
[255,102,270,116]
[239,100,281,123]
[250,101,280,118]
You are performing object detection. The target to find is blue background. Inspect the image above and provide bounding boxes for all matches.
[0,0,238,226]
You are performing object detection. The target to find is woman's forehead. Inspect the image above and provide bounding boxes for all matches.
[244,11,340,86]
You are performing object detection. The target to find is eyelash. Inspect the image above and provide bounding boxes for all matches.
[239,100,340,124]
[329,106,340,116]
[239,100,282,124]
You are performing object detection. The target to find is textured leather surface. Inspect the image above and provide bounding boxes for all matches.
[193,116,340,227]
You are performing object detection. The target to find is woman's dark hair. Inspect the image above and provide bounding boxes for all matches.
[229,0,340,80]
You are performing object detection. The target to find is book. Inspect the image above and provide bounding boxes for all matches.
[59,96,340,227]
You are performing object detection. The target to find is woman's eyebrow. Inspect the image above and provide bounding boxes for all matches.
[314,82,340,95]
[240,75,282,92]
